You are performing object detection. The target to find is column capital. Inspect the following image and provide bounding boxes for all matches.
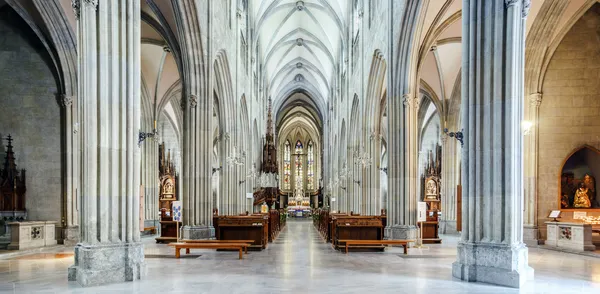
[529,93,542,107]
[505,0,531,18]
[58,93,73,108]
[402,94,419,109]
[72,0,98,20]
[189,94,198,108]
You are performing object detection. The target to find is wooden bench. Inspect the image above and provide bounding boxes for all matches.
[180,239,254,254]
[143,226,156,234]
[338,239,415,254]
[168,242,248,259]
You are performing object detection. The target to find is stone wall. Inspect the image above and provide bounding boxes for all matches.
[538,8,600,239]
[0,8,61,223]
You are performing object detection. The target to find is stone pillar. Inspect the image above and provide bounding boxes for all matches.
[440,133,459,234]
[60,94,79,246]
[524,93,541,245]
[181,93,214,239]
[452,0,534,288]
[68,0,145,286]
[386,94,419,239]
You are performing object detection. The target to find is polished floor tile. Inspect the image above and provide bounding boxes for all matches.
[0,219,599,293]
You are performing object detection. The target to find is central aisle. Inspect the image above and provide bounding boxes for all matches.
[2,219,599,293]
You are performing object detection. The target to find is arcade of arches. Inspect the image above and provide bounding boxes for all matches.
[0,0,599,292]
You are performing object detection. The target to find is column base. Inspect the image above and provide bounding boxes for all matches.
[385,225,417,244]
[452,242,534,288]
[68,242,146,287]
[62,226,79,246]
[182,225,214,239]
[440,220,459,235]
[523,225,540,246]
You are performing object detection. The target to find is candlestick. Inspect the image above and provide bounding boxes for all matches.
[154,120,157,130]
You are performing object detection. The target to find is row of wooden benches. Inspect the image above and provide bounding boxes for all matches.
[167,238,414,259]
[168,240,255,259]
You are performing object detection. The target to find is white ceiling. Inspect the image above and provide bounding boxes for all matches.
[253,0,347,107]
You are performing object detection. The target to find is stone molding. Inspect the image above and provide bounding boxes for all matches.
[529,93,542,107]
[189,94,197,108]
[402,94,419,109]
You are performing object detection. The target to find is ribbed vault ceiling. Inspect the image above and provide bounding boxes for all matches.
[253,0,346,110]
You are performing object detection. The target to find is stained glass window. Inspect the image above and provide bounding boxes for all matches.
[295,140,303,189]
[284,141,291,189]
[307,141,314,190]
[295,140,303,154]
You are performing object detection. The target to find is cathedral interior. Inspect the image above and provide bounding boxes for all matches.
[0,0,599,292]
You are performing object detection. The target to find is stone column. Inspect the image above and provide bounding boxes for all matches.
[440,133,459,234]
[386,94,419,239]
[524,93,541,245]
[181,93,214,239]
[60,94,79,246]
[452,0,534,288]
[68,0,145,286]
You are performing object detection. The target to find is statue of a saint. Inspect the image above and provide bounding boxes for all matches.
[573,182,592,208]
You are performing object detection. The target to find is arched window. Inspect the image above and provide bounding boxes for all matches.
[295,140,303,189]
[307,141,314,190]
[284,141,291,189]
[295,140,303,154]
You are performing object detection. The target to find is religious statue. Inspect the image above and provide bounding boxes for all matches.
[573,182,592,208]
[583,174,595,201]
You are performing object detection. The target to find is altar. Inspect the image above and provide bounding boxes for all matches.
[287,186,310,217]
[546,221,598,251]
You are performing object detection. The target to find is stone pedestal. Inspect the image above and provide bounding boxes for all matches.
[523,225,539,246]
[385,225,417,243]
[545,222,596,251]
[183,225,214,240]
[68,243,146,286]
[7,221,57,250]
[453,242,534,288]
[440,220,458,235]
[62,225,79,246]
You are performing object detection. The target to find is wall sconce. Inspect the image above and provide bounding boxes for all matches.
[379,167,388,174]
[212,166,222,174]
[138,120,159,147]
[444,128,464,147]
[522,120,533,136]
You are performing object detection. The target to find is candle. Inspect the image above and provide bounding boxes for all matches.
[154,120,157,130]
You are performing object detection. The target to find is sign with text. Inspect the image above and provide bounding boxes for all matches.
[573,211,587,220]
[417,202,427,222]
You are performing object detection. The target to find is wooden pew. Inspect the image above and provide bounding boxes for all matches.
[180,239,254,254]
[331,216,384,250]
[339,239,415,254]
[143,226,156,235]
[213,215,269,250]
[168,242,247,259]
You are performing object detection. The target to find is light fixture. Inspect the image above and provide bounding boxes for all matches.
[138,120,159,147]
[522,120,533,136]
[444,128,464,147]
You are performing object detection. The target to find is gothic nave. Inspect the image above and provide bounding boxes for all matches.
[0,0,599,293]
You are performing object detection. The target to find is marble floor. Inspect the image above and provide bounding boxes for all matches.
[1,220,600,293]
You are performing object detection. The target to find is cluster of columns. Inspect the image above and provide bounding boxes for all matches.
[452,0,533,288]
[68,0,145,286]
